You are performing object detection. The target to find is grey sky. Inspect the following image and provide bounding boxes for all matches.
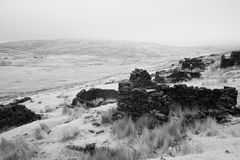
[0,0,240,46]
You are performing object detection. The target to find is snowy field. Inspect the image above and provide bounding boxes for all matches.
[0,39,226,100]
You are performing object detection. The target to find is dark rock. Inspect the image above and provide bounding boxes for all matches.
[66,143,96,154]
[72,88,119,108]
[84,143,96,154]
[96,130,104,134]
[92,122,101,127]
[89,130,95,133]
[0,104,41,131]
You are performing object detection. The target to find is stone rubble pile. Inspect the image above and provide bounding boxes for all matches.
[0,103,41,131]
[220,51,240,68]
[72,88,119,108]
[179,57,205,71]
[166,71,201,83]
[118,69,239,123]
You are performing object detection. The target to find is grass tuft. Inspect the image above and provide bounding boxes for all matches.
[112,117,137,139]
[0,137,36,160]
[61,126,80,141]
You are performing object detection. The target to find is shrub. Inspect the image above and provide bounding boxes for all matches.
[0,137,36,160]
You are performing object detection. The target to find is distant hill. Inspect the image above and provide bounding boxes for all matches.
[0,39,228,99]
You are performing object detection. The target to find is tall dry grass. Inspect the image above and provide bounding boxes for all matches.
[0,137,36,160]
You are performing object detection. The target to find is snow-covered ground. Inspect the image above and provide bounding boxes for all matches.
[1,40,240,160]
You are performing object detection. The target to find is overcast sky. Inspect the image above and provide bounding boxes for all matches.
[0,0,240,46]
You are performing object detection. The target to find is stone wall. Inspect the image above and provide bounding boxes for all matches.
[220,51,240,68]
[0,104,41,131]
[179,58,205,70]
[117,69,239,123]
[72,88,119,108]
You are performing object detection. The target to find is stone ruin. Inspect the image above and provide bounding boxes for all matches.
[154,69,201,83]
[0,100,41,131]
[179,57,205,71]
[220,51,240,68]
[166,71,201,83]
[72,88,119,108]
[117,69,239,123]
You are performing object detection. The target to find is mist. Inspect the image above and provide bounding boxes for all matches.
[0,0,240,46]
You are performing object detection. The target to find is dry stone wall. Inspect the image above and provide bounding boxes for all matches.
[118,69,239,123]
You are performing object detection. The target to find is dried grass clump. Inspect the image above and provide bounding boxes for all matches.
[80,146,137,160]
[112,117,137,139]
[34,128,44,140]
[62,105,72,115]
[137,119,184,157]
[0,137,37,160]
[61,126,80,141]
[34,123,50,140]
[44,105,53,113]
[226,125,240,137]
[189,117,219,136]
[101,108,117,125]
[39,123,49,132]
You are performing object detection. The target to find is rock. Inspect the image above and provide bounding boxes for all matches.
[84,143,96,154]
[92,122,101,127]
[96,130,104,134]
[0,104,41,131]
[89,130,95,133]
[66,143,96,154]
[72,88,119,108]
[225,150,230,154]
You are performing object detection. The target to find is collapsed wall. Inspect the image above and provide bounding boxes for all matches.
[118,69,239,123]
[220,51,240,68]
[179,58,205,70]
[0,104,41,131]
[72,88,119,108]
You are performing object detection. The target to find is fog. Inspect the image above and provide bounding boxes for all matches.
[0,0,240,46]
